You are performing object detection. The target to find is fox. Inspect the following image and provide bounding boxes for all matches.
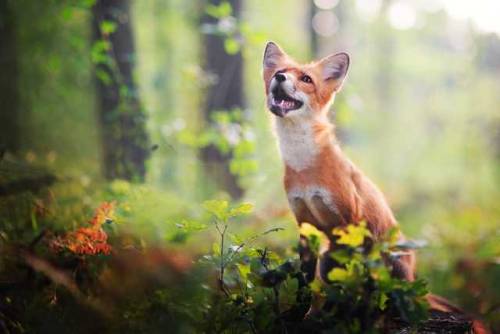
[262,41,489,333]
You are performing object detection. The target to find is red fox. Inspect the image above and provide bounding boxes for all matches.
[262,41,489,333]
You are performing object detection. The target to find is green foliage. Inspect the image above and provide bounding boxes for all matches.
[175,109,258,181]
[306,223,428,333]
[0,177,490,333]
[205,1,232,19]
[333,222,372,248]
[196,209,429,333]
[204,200,253,221]
[99,20,117,35]
[202,0,266,55]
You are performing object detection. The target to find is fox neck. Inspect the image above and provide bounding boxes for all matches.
[275,113,337,172]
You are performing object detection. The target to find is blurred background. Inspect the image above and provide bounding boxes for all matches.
[0,0,499,332]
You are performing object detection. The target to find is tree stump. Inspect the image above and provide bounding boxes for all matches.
[392,310,474,334]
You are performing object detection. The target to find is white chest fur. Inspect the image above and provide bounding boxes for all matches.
[275,119,318,171]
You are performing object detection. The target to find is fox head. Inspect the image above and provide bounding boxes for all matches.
[263,42,349,119]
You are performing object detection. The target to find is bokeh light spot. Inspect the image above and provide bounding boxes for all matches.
[312,11,339,37]
[388,1,417,30]
[313,0,339,10]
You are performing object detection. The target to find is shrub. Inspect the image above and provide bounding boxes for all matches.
[197,200,429,334]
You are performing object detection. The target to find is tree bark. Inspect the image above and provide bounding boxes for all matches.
[201,0,244,199]
[0,0,20,153]
[92,0,149,182]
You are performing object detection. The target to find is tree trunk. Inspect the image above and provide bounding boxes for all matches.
[309,1,318,57]
[201,0,244,199]
[92,0,149,182]
[0,0,20,153]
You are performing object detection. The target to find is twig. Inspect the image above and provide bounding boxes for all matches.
[217,221,230,297]
[20,250,112,318]
[28,229,47,250]
[226,227,284,265]
[259,248,287,333]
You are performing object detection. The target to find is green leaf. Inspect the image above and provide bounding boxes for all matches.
[328,268,349,282]
[119,85,129,99]
[212,242,221,256]
[169,231,188,243]
[96,68,112,85]
[346,260,364,278]
[228,202,253,217]
[309,278,323,293]
[299,223,327,255]
[234,139,255,156]
[368,244,383,261]
[411,279,429,296]
[218,2,232,16]
[213,135,230,154]
[100,20,117,35]
[224,38,240,55]
[279,277,299,311]
[379,292,389,310]
[333,222,371,248]
[299,223,324,239]
[91,40,111,64]
[228,233,243,244]
[211,111,231,124]
[206,1,232,18]
[330,249,351,264]
[203,200,229,221]
[371,266,392,286]
[237,263,250,280]
[176,219,207,232]
[262,227,285,235]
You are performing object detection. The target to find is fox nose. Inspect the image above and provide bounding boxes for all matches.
[274,73,286,82]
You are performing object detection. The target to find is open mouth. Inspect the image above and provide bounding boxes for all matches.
[269,86,303,117]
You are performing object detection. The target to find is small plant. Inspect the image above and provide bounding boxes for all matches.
[302,222,429,333]
[199,201,429,333]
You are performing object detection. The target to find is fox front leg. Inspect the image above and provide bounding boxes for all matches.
[298,234,317,283]
[387,249,416,281]
[290,197,319,283]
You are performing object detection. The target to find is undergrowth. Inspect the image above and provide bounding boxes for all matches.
[0,184,432,333]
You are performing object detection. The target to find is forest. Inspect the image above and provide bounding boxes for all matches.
[0,0,499,333]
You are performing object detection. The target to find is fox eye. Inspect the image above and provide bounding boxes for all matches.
[300,74,313,84]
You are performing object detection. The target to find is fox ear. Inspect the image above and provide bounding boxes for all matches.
[319,52,350,89]
[263,42,286,70]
